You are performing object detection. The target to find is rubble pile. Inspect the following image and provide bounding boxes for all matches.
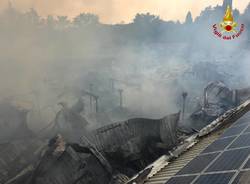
[1,82,250,184]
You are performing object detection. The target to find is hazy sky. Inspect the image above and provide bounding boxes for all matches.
[0,0,249,23]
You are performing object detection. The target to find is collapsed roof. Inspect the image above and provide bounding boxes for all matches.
[1,82,250,184]
[4,113,180,184]
[128,99,250,184]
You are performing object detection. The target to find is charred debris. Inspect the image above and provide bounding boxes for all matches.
[1,81,250,184]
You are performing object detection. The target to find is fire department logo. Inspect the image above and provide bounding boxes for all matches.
[213,5,244,40]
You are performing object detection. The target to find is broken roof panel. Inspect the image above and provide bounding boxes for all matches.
[151,117,250,183]
[170,114,250,184]
[131,100,250,184]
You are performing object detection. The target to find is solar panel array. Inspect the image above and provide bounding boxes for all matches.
[166,114,250,184]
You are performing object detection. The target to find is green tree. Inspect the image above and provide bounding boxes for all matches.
[73,13,99,27]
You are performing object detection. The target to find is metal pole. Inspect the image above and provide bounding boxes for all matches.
[95,97,99,113]
[182,92,188,121]
[89,84,93,112]
[204,86,209,108]
[118,89,123,108]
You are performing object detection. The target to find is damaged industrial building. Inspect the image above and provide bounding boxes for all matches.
[1,0,250,183]
[0,81,250,184]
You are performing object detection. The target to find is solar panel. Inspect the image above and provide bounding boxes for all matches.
[233,112,250,127]
[233,119,250,127]
[176,153,219,175]
[194,172,235,184]
[229,133,250,149]
[220,124,248,138]
[243,158,250,169]
[244,126,250,133]
[206,147,250,172]
[232,171,250,184]
[201,136,236,154]
[165,175,196,184]
[163,115,250,184]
